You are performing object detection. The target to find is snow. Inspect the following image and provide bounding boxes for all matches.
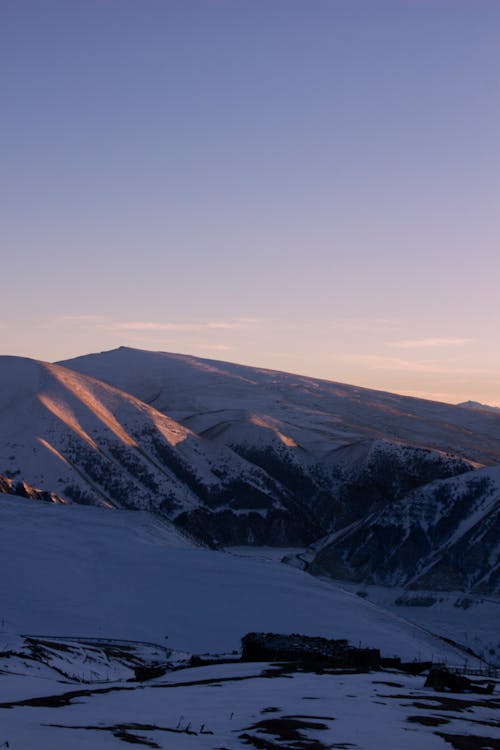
[1,495,499,749]
[0,496,476,663]
[0,354,293,518]
[60,346,500,465]
[1,347,499,748]
[336,579,500,666]
[0,661,498,749]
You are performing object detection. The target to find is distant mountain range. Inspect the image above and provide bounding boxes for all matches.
[1,346,499,593]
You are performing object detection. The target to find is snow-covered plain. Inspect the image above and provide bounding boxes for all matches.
[1,660,499,749]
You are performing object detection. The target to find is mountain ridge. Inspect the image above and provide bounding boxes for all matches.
[2,348,499,593]
[60,346,500,465]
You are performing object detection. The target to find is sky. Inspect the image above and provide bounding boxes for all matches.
[1,0,499,405]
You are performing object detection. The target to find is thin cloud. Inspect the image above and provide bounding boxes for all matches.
[57,315,107,324]
[50,316,260,333]
[330,317,401,333]
[387,337,472,349]
[338,354,486,374]
[104,319,259,332]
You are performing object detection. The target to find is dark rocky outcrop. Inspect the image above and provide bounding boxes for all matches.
[241,632,380,670]
[425,668,494,695]
[0,474,67,504]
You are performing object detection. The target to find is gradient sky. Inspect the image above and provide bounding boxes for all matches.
[2,0,499,405]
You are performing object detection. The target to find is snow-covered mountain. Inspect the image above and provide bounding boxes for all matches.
[1,350,500,748]
[0,355,327,545]
[1,348,499,591]
[61,347,500,465]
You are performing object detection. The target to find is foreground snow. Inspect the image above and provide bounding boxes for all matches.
[1,496,499,749]
[0,661,498,750]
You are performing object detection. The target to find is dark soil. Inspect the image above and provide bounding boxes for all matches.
[436,732,500,750]
[240,716,333,750]
[407,715,450,726]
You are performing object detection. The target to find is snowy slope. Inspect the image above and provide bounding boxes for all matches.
[336,580,500,666]
[54,347,500,592]
[61,347,500,465]
[1,496,499,750]
[0,356,322,544]
[2,349,499,590]
[0,496,476,663]
[2,353,478,551]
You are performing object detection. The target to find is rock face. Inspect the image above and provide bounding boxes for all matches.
[317,440,474,530]
[241,632,380,669]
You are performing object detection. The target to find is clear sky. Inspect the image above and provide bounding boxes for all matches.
[1,0,499,405]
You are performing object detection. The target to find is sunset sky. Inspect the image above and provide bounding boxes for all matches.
[2,0,499,405]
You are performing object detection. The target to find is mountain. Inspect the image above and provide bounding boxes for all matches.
[61,347,500,465]
[309,465,500,594]
[0,355,322,545]
[2,348,499,592]
[1,352,479,549]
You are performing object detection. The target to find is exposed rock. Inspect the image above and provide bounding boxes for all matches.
[309,466,500,594]
[0,474,67,504]
[425,668,494,694]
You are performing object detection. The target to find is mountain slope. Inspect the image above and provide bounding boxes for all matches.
[309,465,500,594]
[0,495,478,662]
[2,354,475,549]
[2,349,499,592]
[0,356,322,544]
[61,347,500,465]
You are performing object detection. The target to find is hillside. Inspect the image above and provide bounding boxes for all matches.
[0,355,322,545]
[1,349,499,592]
[0,495,476,661]
[309,465,500,594]
[2,494,498,750]
[61,347,500,465]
